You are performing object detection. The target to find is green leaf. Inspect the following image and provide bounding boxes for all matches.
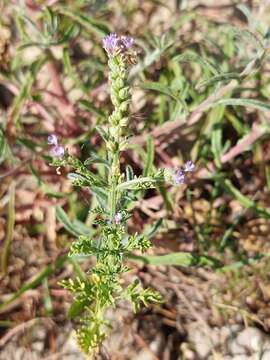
[79,99,106,117]
[144,218,163,238]
[143,136,154,176]
[130,252,222,268]
[1,182,16,273]
[10,57,46,126]
[84,154,109,168]
[141,82,177,100]
[213,98,270,112]
[91,186,108,209]
[130,39,173,80]
[219,253,270,273]
[67,173,92,186]
[95,126,109,142]
[117,177,159,191]
[174,50,220,75]
[210,105,225,167]
[266,165,270,191]
[224,25,264,54]
[125,165,134,181]
[0,129,9,163]
[42,278,53,315]
[58,9,109,36]
[55,206,90,236]
[196,73,240,90]
[224,179,270,219]
[68,299,89,319]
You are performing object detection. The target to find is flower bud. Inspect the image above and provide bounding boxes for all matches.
[119,100,130,112]
[119,87,130,100]
[119,117,129,126]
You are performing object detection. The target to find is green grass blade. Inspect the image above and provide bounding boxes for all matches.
[58,9,109,36]
[55,206,90,237]
[1,182,15,274]
[130,252,222,268]
[224,179,270,218]
[143,136,154,176]
[213,98,270,112]
[196,73,240,90]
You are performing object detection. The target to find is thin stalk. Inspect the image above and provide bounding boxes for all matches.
[1,182,15,274]
[109,152,119,218]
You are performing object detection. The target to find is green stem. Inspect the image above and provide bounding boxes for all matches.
[1,182,15,274]
[109,150,119,218]
[109,180,117,218]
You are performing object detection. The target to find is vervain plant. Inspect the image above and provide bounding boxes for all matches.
[48,33,195,356]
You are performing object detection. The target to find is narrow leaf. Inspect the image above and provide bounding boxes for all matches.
[224,179,270,218]
[55,206,90,236]
[143,136,154,176]
[130,252,222,268]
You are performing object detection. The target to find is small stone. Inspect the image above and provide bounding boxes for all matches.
[237,327,267,352]
[228,338,245,356]
[189,327,212,358]
[31,341,44,353]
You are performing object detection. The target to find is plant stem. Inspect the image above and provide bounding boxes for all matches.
[109,151,119,218]
[1,182,15,274]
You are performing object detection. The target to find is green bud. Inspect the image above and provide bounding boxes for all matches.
[110,110,121,124]
[110,126,119,137]
[119,117,129,126]
[119,100,130,112]
[119,87,130,100]
[111,94,120,108]
[115,78,125,89]
[109,113,117,126]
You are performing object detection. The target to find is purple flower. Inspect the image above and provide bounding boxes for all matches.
[184,160,195,172]
[114,212,122,225]
[102,33,134,56]
[173,169,185,185]
[48,134,58,146]
[50,145,65,158]
[103,33,119,55]
[48,134,64,157]
[120,36,134,50]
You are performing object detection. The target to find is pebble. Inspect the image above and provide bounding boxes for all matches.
[236,327,268,352]
[188,325,270,359]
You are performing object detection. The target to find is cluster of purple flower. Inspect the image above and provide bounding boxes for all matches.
[102,33,134,56]
[173,160,195,185]
[48,134,65,158]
